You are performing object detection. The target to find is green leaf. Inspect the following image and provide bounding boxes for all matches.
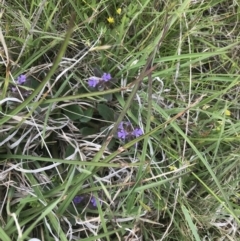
[80,127,97,136]
[103,93,113,101]
[181,205,201,241]
[65,145,75,158]
[25,75,41,89]
[106,137,116,150]
[80,108,93,123]
[63,104,83,120]
[97,104,114,121]
[0,226,12,241]
[93,66,103,77]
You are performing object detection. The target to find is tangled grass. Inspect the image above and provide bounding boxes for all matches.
[0,0,240,240]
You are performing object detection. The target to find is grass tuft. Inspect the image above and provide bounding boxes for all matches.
[0,0,240,240]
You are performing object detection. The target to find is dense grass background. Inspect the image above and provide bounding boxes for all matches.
[0,0,240,240]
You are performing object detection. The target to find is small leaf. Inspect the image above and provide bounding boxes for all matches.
[97,104,114,121]
[107,138,117,150]
[63,105,83,120]
[80,108,93,123]
[103,93,113,101]
[93,66,104,77]
[25,76,41,89]
[65,145,75,158]
[80,127,97,136]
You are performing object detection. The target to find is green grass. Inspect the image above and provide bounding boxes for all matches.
[0,0,240,240]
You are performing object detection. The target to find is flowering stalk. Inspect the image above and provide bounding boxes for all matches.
[88,72,112,89]
[16,74,26,85]
[117,121,143,142]
[11,74,27,93]
[73,195,98,209]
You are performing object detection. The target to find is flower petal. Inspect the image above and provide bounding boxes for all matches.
[117,129,127,140]
[73,195,84,204]
[17,74,26,85]
[102,73,111,82]
[88,76,100,87]
[90,197,97,207]
[133,128,143,137]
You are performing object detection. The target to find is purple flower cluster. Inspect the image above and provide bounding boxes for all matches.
[73,195,97,208]
[12,74,27,92]
[16,74,26,85]
[90,197,97,207]
[73,195,84,204]
[88,72,112,88]
[117,121,143,141]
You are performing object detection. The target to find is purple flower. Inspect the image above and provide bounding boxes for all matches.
[88,71,113,90]
[117,121,143,142]
[11,74,27,93]
[73,195,99,209]
[101,73,111,82]
[73,195,84,204]
[11,86,17,92]
[133,128,143,137]
[90,197,97,207]
[88,76,100,87]
[16,74,26,85]
[117,129,127,140]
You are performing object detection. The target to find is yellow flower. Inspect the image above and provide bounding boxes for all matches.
[116,8,121,15]
[107,17,114,24]
[216,121,223,131]
[225,109,231,116]
[202,105,210,110]
[169,165,177,171]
